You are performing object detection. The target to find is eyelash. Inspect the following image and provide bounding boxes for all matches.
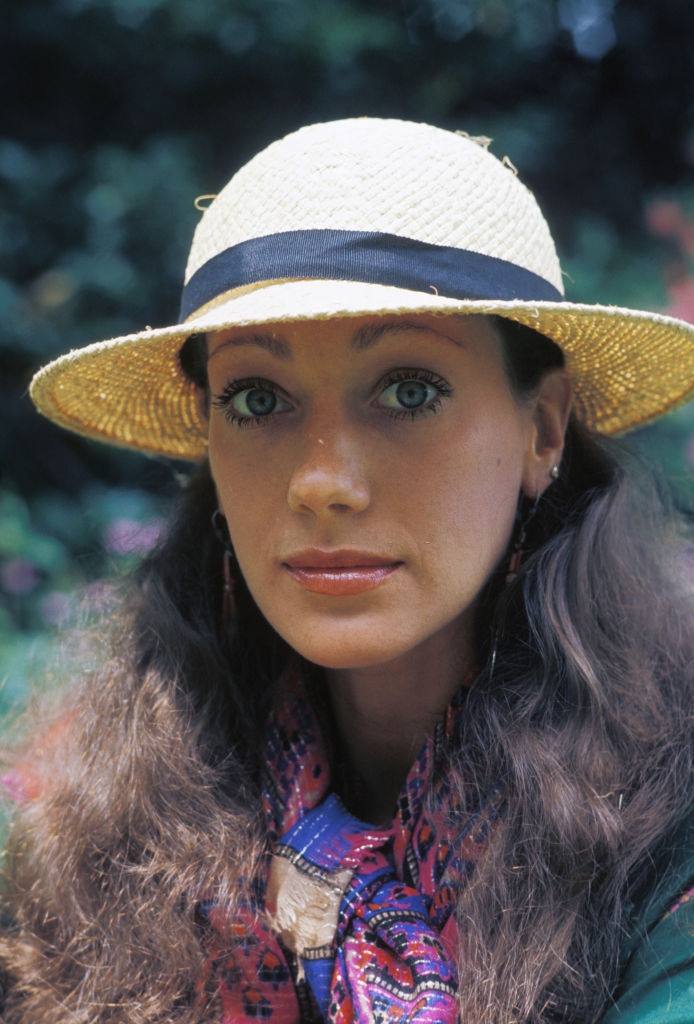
[211,368,454,430]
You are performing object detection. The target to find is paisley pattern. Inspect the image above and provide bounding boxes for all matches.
[197,663,506,1022]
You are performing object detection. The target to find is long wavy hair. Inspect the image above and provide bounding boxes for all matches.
[1,316,692,1023]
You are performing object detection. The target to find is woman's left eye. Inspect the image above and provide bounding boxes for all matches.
[375,368,453,420]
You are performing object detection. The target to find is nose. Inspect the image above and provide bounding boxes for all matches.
[286,428,370,518]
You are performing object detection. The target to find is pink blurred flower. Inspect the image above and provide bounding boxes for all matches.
[646,199,694,256]
[0,557,40,595]
[646,199,686,238]
[681,224,694,257]
[103,517,163,556]
[0,769,30,804]
[665,277,694,323]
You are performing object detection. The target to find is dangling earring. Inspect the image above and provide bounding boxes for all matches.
[211,509,238,624]
[490,490,542,680]
[505,492,541,585]
[489,464,560,679]
[504,463,558,580]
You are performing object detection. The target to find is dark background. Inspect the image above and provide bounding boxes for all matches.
[1,0,693,709]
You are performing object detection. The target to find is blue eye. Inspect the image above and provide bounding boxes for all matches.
[212,378,291,428]
[213,367,453,429]
[379,377,435,411]
[375,368,452,420]
[241,386,277,417]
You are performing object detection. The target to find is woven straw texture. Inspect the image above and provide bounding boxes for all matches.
[185,118,563,292]
[29,118,694,460]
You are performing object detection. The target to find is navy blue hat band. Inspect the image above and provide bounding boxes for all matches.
[179,228,563,321]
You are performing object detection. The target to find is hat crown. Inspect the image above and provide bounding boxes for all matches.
[185,117,564,295]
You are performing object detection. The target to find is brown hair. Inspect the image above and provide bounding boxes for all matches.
[1,317,692,1022]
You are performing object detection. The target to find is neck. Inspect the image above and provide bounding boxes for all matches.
[322,613,476,825]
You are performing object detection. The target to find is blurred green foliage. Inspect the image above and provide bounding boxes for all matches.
[1,0,693,716]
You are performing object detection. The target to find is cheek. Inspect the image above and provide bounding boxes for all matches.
[409,414,525,594]
[208,435,283,565]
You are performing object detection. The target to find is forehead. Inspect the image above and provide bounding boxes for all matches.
[206,313,503,364]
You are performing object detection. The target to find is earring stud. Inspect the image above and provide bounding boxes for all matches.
[550,464,560,480]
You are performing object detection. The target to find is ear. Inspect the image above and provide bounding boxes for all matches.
[521,368,573,499]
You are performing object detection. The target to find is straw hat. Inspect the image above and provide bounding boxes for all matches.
[30,117,694,460]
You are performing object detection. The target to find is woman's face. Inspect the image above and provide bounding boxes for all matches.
[206,313,561,669]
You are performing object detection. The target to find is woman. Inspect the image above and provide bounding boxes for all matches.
[1,117,693,1023]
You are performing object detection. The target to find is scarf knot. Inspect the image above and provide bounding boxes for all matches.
[198,664,504,1022]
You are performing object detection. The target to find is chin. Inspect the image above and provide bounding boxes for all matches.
[275,619,418,671]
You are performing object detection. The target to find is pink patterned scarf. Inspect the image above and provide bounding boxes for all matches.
[196,661,505,1022]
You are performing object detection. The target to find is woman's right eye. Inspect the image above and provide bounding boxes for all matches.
[212,378,291,429]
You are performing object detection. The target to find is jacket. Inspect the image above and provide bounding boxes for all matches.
[601,808,694,1022]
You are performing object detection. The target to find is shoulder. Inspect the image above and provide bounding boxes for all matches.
[602,808,694,1023]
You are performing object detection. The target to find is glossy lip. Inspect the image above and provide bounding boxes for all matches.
[282,548,400,568]
[281,549,404,596]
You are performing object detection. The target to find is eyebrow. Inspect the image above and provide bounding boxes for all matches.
[215,332,292,360]
[208,319,463,362]
[352,319,466,351]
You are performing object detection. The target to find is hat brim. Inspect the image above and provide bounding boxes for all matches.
[29,278,694,460]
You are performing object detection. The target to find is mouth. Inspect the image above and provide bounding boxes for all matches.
[281,549,404,596]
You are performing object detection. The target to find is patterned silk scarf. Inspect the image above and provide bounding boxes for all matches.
[197,662,505,1022]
